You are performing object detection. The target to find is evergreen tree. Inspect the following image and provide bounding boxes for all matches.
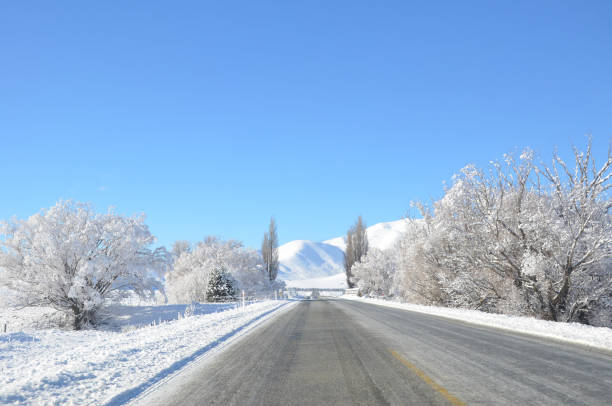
[206,267,237,302]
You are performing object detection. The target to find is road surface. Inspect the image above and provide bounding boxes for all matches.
[137,298,612,405]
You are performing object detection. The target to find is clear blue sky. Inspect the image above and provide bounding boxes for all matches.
[1,1,611,249]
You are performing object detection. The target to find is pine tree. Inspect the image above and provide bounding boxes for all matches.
[206,267,237,302]
[262,217,279,281]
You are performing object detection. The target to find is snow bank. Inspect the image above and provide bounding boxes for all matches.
[343,296,612,352]
[0,300,296,405]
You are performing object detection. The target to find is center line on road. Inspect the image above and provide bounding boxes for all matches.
[389,349,467,406]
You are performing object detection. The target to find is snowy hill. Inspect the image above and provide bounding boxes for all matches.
[279,219,408,285]
[277,240,344,281]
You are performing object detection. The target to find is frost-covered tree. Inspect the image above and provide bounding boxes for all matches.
[393,139,612,326]
[171,240,191,259]
[351,248,397,297]
[529,140,612,322]
[166,236,272,303]
[0,201,168,329]
[391,213,453,306]
[262,217,279,281]
[205,267,237,302]
[344,216,368,288]
[421,161,529,313]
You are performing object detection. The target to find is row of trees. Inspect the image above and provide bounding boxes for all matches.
[349,140,612,327]
[0,203,281,330]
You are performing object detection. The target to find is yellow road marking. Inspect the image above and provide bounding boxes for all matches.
[389,349,467,406]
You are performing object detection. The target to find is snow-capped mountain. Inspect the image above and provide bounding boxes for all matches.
[277,240,344,281]
[278,219,407,284]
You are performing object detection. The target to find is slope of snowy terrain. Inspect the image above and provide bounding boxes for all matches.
[0,300,296,405]
[324,219,407,251]
[321,236,345,251]
[279,219,408,287]
[277,240,344,280]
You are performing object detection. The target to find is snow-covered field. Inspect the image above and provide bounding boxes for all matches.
[0,300,296,405]
[343,296,612,352]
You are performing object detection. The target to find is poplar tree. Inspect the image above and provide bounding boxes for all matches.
[344,216,368,288]
[262,217,279,281]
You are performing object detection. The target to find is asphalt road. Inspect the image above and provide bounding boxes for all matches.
[138,299,612,406]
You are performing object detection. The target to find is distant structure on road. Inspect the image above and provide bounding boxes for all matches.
[285,287,346,298]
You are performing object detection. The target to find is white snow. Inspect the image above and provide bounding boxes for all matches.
[285,273,347,289]
[322,236,345,251]
[343,296,612,352]
[0,300,296,405]
[363,219,408,251]
[323,219,407,252]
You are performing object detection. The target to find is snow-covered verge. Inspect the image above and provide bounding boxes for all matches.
[0,299,241,334]
[343,296,612,352]
[0,300,296,405]
[0,306,70,333]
